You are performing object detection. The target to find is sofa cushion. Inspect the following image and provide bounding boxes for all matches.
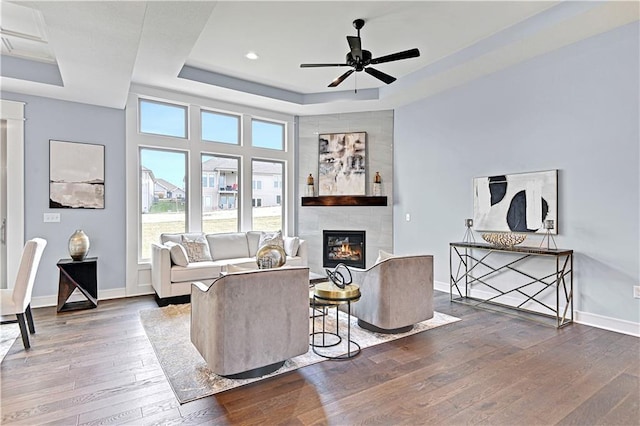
[283,236,300,257]
[207,232,250,261]
[181,235,213,262]
[258,230,284,249]
[165,242,189,267]
[246,231,262,257]
[161,232,204,245]
[171,258,257,282]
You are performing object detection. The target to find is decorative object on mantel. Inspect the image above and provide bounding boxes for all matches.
[373,172,382,196]
[481,232,526,247]
[306,174,315,197]
[473,170,557,234]
[462,218,475,243]
[539,219,557,249]
[68,229,90,261]
[318,132,366,196]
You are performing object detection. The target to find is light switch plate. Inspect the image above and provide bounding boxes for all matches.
[43,213,60,223]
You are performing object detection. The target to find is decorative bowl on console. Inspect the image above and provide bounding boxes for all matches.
[481,232,526,247]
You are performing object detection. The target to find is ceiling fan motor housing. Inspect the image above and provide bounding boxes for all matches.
[347,50,372,71]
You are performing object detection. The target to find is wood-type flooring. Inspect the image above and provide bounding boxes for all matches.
[1,291,638,425]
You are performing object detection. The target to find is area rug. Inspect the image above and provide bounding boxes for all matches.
[0,323,20,362]
[140,304,460,403]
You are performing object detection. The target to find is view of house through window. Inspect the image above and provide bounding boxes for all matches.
[202,154,239,234]
[252,160,283,231]
[140,148,187,260]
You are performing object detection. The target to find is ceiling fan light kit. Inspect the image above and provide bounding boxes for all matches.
[300,18,420,88]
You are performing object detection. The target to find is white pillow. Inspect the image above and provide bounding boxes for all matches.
[165,242,189,267]
[181,235,213,262]
[375,249,396,264]
[283,236,300,257]
[258,230,284,249]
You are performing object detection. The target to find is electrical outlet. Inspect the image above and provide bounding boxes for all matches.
[43,213,60,223]
[405,213,411,222]
[634,286,640,299]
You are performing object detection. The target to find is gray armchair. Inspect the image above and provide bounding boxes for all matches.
[343,255,434,333]
[190,266,310,379]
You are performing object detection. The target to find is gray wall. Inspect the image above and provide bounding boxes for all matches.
[1,92,126,299]
[297,111,394,274]
[393,22,639,324]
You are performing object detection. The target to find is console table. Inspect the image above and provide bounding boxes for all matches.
[449,242,573,328]
[57,257,98,312]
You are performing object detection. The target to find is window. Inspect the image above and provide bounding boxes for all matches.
[139,148,187,260]
[139,99,187,138]
[202,110,240,145]
[252,159,283,231]
[252,180,262,190]
[202,175,207,187]
[202,154,239,233]
[252,119,284,150]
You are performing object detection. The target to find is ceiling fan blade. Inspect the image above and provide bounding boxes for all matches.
[347,35,362,59]
[328,69,355,87]
[370,48,420,65]
[300,63,349,68]
[364,67,396,84]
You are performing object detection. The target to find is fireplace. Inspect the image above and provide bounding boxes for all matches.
[323,230,366,269]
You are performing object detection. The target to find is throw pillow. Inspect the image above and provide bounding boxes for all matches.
[165,241,189,267]
[258,230,284,249]
[181,235,213,262]
[283,236,300,257]
[375,249,395,264]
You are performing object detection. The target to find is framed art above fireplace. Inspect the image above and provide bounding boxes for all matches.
[318,132,366,196]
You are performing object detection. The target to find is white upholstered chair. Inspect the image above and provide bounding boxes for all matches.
[0,238,47,349]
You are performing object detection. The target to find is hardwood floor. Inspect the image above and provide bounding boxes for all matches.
[1,291,638,425]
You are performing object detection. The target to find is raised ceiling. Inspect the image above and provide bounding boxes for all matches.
[1,1,638,115]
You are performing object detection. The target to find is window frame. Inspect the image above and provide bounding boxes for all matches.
[201,109,241,145]
[138,98,188,139]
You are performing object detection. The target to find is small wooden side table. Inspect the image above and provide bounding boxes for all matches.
[57,257,98,313]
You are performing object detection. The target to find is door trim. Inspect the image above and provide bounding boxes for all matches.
[1,100,25,289]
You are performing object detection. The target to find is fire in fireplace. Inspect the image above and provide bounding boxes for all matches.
[323,230,366,269]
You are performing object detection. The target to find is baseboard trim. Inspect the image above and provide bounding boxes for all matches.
[434,280,639,337]
[31,287,150,309]
[574,311,640,337]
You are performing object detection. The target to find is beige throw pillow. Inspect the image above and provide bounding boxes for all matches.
[165,241,189,267]
[258,230,284,249]
[283,237,300,257]
[181,235,213,262]
[375,249,396,264]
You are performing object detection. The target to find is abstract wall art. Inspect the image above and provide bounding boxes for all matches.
[318,132,366,196]
[473,170,557,234]
[50,140,105,209]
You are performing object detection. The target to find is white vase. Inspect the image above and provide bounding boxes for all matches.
[69,229,90,261]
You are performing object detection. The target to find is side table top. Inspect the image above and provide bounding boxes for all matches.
[57,257,98,265]
[314,281,360,302]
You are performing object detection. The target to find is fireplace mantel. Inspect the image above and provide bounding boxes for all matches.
[301,196,387,207]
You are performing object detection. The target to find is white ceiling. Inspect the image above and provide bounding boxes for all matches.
[1,1,638,115]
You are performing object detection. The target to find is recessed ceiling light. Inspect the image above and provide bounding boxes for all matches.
[245,52,259,60]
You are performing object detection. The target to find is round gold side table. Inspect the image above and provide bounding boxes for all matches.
[311,281,361,360]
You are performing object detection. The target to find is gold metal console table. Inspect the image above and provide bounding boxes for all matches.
[449,242,573,328]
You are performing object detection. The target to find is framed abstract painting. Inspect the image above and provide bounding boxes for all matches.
[50,140,105,209]
[318,132,366,196]
[473,170,558,234]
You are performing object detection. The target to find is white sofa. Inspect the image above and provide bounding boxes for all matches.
[151,231,307,304]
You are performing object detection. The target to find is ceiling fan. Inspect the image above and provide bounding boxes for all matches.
[300,18,420,88]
